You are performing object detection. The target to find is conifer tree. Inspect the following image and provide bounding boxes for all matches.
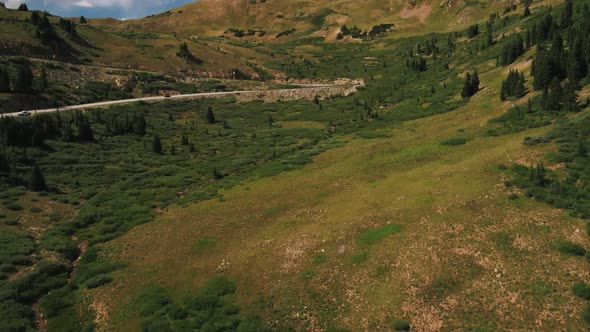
[133,114,146,135]
[500,69,526,100]
[0,66,10,92]
[13,62,34,93]
[37,68,48,92]
[152,135,162,154]
[461,70,480,98]
[30,164,47,191]
[206,107,215,124]
[462,72,472,98]
[0,149,9,174]
[523,6,531,18]
[30,11,40,25]
[546,77,563,112]
[213,168,224,179]
[79,16,87,24]
[562,80,579,112]
[562,0,573,28]
[77,115,93,141]
[177,43,191,59]
[531,163,547,187]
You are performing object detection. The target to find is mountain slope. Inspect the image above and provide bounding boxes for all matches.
[99,0,517,39]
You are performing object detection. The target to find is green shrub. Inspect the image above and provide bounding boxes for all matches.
[507,193,519,200]
[192,237,217,252]
[30,207,42,213]
[0,263,16,273]
[4,220,18,226]
[135,286,172,316]
[0,231,37,266]
[85,274,112,289]
[440,137,468,146]
[573,282,590,300]
[584,303,590,325]
[5,203,23,211]
[392,319,411,331]
[556,241,587,256]
[358,224,402,245]
[0,213,6,219]
[39,287,75,317]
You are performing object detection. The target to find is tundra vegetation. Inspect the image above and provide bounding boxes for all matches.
[0,0,589,331]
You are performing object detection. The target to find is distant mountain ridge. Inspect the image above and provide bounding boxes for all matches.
[102,0,517,39]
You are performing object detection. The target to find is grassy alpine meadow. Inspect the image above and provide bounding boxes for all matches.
[1,0,590,331]
[96,78,589,331]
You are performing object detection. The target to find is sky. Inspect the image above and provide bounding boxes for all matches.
[4,0,196,19]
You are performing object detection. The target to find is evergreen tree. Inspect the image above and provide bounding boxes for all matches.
[472,70,480,94]
[0,150,8,174]
[546,77,563,112]
[500,34,524,65]
[13,63,34,93]
[466,24,479,39]
[189,142,196,152]
[267,115,273,127]
[461,72,472,98]
[133,114,146,135]
[37,68,48,92]
[30,164,48,192]
[486,25,494,46]
[170,145,176,155]
[577,136,587,157]
[562,80,579,112]
[523,6,531,18]
[562,0,573,28]
[500,69,526,100]
[181,134,189,145]
[37,15,57,44]
[461,70,480,98]
[0,66,10,93]
[525,29,532,48]
[177,43,191,59]
[77,115,93,141]
[213,168,224,180]
[17,3,28,11]
[79,16,87,24]
[30,11,40,25]
[206,107,215,124]
[407,57,427,72]
[152,135,162,154]
[531,163,547,187]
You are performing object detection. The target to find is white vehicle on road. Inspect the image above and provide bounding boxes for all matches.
[17,111,31,117]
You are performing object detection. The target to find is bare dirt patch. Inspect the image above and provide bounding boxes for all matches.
[399,4,433,22]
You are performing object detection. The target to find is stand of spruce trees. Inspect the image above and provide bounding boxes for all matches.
[501,69,526,100]
[461,70,480,98]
